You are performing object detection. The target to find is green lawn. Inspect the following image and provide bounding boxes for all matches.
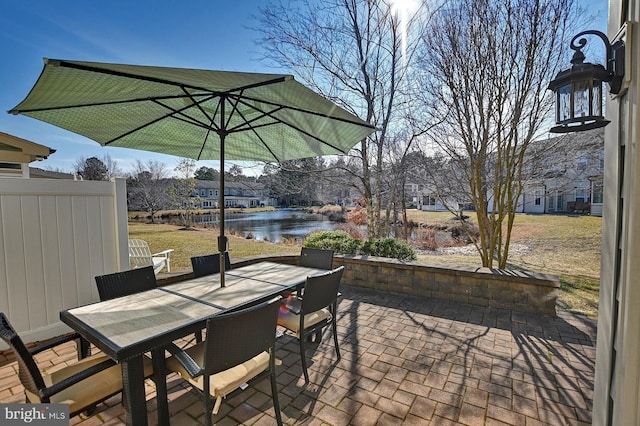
[407,211,601,318]
[130,211,601,318]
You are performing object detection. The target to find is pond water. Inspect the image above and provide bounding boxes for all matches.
[166,209,338,242]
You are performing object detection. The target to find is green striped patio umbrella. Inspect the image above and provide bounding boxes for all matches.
[9,59,377,285]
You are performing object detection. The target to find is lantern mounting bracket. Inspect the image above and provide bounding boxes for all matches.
[569,30,625,94]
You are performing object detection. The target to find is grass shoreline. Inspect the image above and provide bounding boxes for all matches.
[129,211,600,318]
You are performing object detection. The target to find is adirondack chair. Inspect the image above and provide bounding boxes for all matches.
[128,239,174,274]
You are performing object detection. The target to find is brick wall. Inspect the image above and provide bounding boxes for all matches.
[331,255,559,316]
[158,254,560,316]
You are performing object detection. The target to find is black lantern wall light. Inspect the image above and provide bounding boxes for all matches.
[548,30,625,133]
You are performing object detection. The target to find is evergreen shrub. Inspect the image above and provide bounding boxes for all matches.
[360,238,417,261]
[305,231,417,261]
[304,230,360,254]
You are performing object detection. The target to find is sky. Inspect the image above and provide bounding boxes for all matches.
[0,0,279,176]
[0,0,608,177]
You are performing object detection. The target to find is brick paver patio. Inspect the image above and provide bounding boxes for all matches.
[0,285,596,425]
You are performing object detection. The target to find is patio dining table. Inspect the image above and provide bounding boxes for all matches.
[60,261,325,426]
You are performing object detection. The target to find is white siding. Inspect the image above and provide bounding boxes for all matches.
[0,178,128,348]
[593,12,639,425]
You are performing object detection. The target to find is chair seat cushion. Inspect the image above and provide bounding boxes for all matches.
[277,297,332,338]
[26,353,153,415]
[166,343,270,399]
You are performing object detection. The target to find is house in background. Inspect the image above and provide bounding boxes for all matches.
[193,180,277,209]
[410,128,604,216]
[520,128,604,216]
[415,184,469,213]
[28,167,75,180]
[0,131,61,179]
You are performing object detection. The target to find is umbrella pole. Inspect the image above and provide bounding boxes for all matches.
[218,131,227,287]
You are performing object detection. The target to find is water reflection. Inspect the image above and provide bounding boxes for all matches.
[167,209,337,242]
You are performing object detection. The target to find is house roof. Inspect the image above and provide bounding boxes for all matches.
[29,167,74,180]
[194,180,265,190]
[0,132,55,163]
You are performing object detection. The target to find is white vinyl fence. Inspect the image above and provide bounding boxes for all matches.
[0,178,128,348]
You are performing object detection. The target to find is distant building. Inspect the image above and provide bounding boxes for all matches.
[28,167,75,180]
[519,128,604,216]
[193,180,277,208]
[0,132,71,179]
[409,128,604,216]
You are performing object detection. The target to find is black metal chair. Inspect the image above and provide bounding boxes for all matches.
[299,247,334,270]
[278,266,344,383]
[165,296,283,426]
[94,265,157,301]
[191,252,232,278]
[0,312,153,418]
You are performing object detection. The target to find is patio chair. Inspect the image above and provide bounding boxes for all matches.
[299,246,334,270]
[277,266,344,383]
[0,312,153,418]
[128,238,174,274]
[165,296,283,426]
[297,247,335,298]
[94,265,157,301]
[190,252,232,278]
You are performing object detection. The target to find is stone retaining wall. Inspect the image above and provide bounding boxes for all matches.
[158,254,560,316]
[333,255,559,316]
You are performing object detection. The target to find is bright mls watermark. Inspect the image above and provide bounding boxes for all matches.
[1,404,68,425]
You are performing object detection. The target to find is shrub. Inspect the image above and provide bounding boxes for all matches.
[345,206,367,225]
[415,228,438,251]
[336,223,365,240]
[304,230,361,255]
[360,238,417,261]
[305,231,418,261]
[316,204,343,215]
[450,223,480,243]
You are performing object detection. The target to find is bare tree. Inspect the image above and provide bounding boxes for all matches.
[167,159,199,229]
[100,155,123,179]
[127,160,170,223]
[417,0,579,268]
[254,0,432,238]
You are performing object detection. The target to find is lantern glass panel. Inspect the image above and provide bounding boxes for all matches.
[558,84,572,123]
[573,80,591,118]
[591,80,602,117]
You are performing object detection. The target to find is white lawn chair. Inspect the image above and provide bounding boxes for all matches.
[128,239,174,274]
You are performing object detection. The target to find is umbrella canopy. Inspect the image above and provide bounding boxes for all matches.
[9,59,377,285]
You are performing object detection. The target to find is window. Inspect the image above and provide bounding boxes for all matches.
[592,183,603,203]
[575,188,588,203]
[534,190,542,206]
[556,194,565,211]
[0,162,20,170]
[209,189,214,196]
[577,154,589,172]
